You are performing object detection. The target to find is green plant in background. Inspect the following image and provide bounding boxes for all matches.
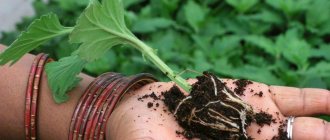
[0,0,330,121]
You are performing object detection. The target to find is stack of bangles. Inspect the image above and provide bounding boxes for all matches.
[24,53,158,140]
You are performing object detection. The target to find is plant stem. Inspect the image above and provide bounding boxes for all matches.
[129,37,192,92]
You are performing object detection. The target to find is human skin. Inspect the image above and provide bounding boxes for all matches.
[0,44,329,140]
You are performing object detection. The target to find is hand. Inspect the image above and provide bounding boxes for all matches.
[106,79,330,140]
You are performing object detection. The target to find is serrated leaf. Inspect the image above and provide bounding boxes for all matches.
[132,18,173,33]
[0,13,72,65]
[213,35,242,56]
[310,45,330,61]
[244,35,277,56]
[276,30,310,69]
[70,0,134,61]
[265,0,310,16]
[306,62,330,77]
[225,0,259,13]
[214,59,283,85]
[193,50,211,72]
[84,51,117,75]
[248,8,283,24]
[183,1,206,32]
[306,0,330,35]
[46,55,87,103]
[55,0,89,10]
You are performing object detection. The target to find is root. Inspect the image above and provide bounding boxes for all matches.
[163,72,254,139]
[210,75,218,96]
[174,96,192,115]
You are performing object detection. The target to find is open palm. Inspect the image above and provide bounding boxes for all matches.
[107,79,330,140]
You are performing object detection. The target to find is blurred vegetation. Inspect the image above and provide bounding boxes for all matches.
[1,0,330,89]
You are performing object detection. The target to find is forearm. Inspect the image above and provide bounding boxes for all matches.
[0,45,94,139]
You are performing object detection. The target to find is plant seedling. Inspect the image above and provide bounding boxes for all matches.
[0,0,254,139]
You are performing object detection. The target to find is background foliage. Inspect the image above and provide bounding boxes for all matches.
[1,0,330,113]
[2,0,330,87]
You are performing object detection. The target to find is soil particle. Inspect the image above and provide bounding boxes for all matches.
[147,102,153,108]
[163,72,254,140]
[156,103,160,107]
[255,111,274,127]
[271,122,289,140]
[257,129,261,134]
[233,79,253,96]
[138,92,160,102]
[253,91,263,97]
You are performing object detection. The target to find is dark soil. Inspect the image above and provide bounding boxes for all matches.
[233,79,253,96]
[271,121,289,140]
[147,102,153,108]
[255,111,275,127]
[163,72,254,139]
[253,91,263,97]
[138,92,160,102]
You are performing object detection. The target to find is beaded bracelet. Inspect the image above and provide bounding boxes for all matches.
[68,72,157,140]
[25,54,51,140]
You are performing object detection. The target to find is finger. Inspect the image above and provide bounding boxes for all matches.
[270,86,330,116]
[292,117,330,140]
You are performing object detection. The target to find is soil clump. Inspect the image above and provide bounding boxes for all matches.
[163,72,254,139]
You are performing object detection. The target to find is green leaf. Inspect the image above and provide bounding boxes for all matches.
[0,13,72,65]
[84,50,117,75]
[247,8,283,24]
[132,18,174,33]
[213,35,242,57]
[265,0,310,16]
[305,62,330,77]
[302,77,327,89]
[123,0,144,8]
[46,55,87,103]
[214,59,283,85]
[244,35,277,56]
[70,0,192,93]
[306,0,330,35]
[193,50,212,71]
[70,0,134,61]
[276,30,310,69]
[225,0,259,13]
[310,45,330,61]
[55,0,89,10]
[183,1,206,32]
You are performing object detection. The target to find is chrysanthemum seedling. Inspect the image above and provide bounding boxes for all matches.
[0,0,254,139]
[0,0,191,103]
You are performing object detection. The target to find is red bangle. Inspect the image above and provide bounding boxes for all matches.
[69,73,112,140]
[87,76,127,140]
[96,73,157,140]
[69,72,157,140]
[69,73,123,140]
[78,75,124,139]
[25,54,43,140]
[25,54,51,140]
[83,76,125,139]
